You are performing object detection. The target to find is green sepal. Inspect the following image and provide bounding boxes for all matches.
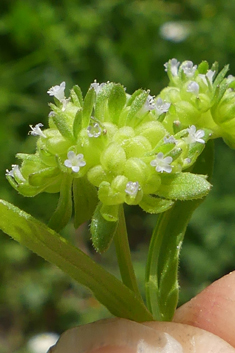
[126,89,143,106]
[73,177,98,229]
[139,195,174,214]
[197,61,209,74]
[90,202,119,253]
[213,64,229,88]
[70,85,83,107]
[108,84,126,123]
[28,167,60,186]
[157,172,211,200]
[48,173,73,232]
[82,87,96,128]
[95,83,114,121]
[126,90,149,124]
[73,108,83,139]
[50,106,74,141]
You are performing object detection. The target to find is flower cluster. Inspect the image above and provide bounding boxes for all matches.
[162,59,235,148]
[9,60,233,250]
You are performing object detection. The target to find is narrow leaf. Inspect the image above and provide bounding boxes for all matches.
[90,202,118,253]
[48,173,73,232]
[73,177,98,228]
[0,199,153,321]
[139,195,174,214]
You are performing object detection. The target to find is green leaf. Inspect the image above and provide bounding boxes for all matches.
[157,172,211,200]
[0,199,152,321]
[48,173,73,232]
[108,84,126,123]
[70,85,83,107]
[73,108,83,139]
[83,87,96,128]
[139,195,174,214]
[90,202,119,253]
[73,177,98,228]
[145,140,214,321]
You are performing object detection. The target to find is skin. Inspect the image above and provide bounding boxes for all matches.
[50,271,235,353]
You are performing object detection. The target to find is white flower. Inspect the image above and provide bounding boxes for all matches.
[181,61,197,77]
[183,125,205,144]
[144,95,155,111]
[64,151,86,173]
[6,165,26,182]
[187,81,200,95]
[199,70,215,85]
[87,122,102,138]
[125,181,140,196]
[27,332,59,353]
[90,81,106,94]
[155,97,171,114]
[28,123,46,138]
[47,82,66,101]
[150,152,173,173]
[164,135,177,144]
[164,58,180,77]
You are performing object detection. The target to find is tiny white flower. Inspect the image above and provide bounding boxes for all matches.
[183,125,205,144]
[184,157,191,165]
[47,82,66,101]
[90,80,106,94]
[144,95,155,111]
[6,165,26,182]
[125,181,140,196]
[155,97,171,114]
[198,70,215,85]
[150,152,173,173]
[64,151,86,173]
[29,123,46,138]
[87,122,102,138]
[181,61,197,77]
[164,135,177,144]
[164,58,180,77]
[187,81,200,95]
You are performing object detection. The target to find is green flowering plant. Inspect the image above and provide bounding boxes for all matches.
[1,59,235,322]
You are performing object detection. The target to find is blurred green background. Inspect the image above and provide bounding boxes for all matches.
[1,0,235,352]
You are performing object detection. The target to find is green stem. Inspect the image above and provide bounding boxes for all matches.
[114,206,143,301]
[0,200,153,322]
[145,140,215,321]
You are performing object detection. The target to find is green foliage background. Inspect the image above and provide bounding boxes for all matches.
[0,0,235,351]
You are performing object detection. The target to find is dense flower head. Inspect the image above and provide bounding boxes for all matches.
[9,59,235,246]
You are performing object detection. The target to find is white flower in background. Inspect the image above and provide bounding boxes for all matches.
[150,152,173,173]
[125,181,140,196]
[5,164,26,182]
[87,122,102,138]
[160,21,190,43]
[47,82,66,101]
[29,123,46,138]
[183,125,205,144]
[155,97,171,114]
[64,151,86,172]
[27,332,59,353]
[187,81,200,95]
[164,58,180,77]
[181,61,197,77]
